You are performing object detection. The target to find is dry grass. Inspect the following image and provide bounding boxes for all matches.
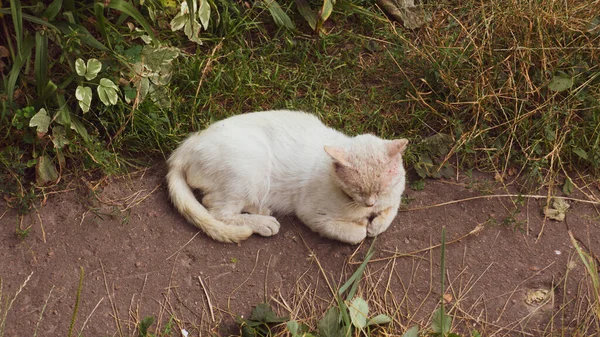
[392,0,600,187]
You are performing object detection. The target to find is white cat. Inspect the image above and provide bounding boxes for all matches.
[167,110,408,244]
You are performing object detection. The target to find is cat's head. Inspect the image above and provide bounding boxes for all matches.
[324,135,408,208]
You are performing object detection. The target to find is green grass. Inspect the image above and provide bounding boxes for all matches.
[1,1,599,210]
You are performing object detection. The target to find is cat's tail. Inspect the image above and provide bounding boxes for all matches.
[166,160,253,243]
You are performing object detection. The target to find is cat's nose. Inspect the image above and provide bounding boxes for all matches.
[365,196,377,207]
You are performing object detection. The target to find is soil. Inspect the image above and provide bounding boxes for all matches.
[0,168,598,337]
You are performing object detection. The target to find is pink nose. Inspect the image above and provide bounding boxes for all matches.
[365,197,376,207]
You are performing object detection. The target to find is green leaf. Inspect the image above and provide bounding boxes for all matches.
[85,58,102,80]
[198,0,210,30]
[318,307,341,337]
[97,78,119,106]
[349,297,369,329]
[75,58,102,80]
[296,0,318,31]
[439,163,454,179]
[249,303,288,323]
[471,330,482,337]
[34,80,58,107]
[264,0,295,30]
[123,85,137,104]
[402,326,419,337]
[288,320,313,337]
[410,180,425,191]
[123,45,143,63]
[287,320,300,335]
[573,147,588,160]
[75,85,93,113]
[320,0,334,23]
[29,108,51,135]
[142,45,180,72]
[42,0,63,20]
[138,316,154,337]
[55,94,72,126]
[431,306,451,336]
[75,58,86,77]
[52,125,69,149]
[36,155,59,185]
[548,73,573,92]
[562,177,574,195]
[69,115,91,143]
[170,12,187,31]
[367,314,391,326]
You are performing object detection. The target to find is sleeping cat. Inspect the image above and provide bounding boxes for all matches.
[167,110,408,244]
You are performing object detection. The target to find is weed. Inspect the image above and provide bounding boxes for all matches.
[2,0,599,209]
[237,302,288,337]
[501,208,526,234]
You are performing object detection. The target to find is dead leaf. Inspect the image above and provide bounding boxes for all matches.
[543,198,570,221]
[524,288,551,306]
[36,155,59,186]
[443,293,453,304]
[376,0,431,29]
[0,46,9,58]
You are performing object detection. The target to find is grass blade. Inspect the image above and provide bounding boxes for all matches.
[94,3,110,47]
[34,31,49,97]
[67,267,84,337]
[52,22,109,51]
[440,227,447,335]
[9,0,23,55]
[568,231,600,320]
[338,241,375,300]
[106,0,156,41]
[0,10,61,32]
[7,36,35,104]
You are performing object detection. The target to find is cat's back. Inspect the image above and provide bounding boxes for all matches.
[207,110,325,133]
[201,110,342,147]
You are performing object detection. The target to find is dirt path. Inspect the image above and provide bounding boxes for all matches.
[1,169,598,336]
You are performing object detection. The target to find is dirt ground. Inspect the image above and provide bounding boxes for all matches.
[1,168,599,337]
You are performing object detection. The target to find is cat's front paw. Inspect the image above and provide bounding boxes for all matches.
[249,215,281,237]
[367,211,393,237]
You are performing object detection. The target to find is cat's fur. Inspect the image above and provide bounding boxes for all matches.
[167,110,408,244]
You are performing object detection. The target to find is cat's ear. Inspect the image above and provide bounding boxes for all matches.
[324,146,351,167]
[387,139,409,157]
